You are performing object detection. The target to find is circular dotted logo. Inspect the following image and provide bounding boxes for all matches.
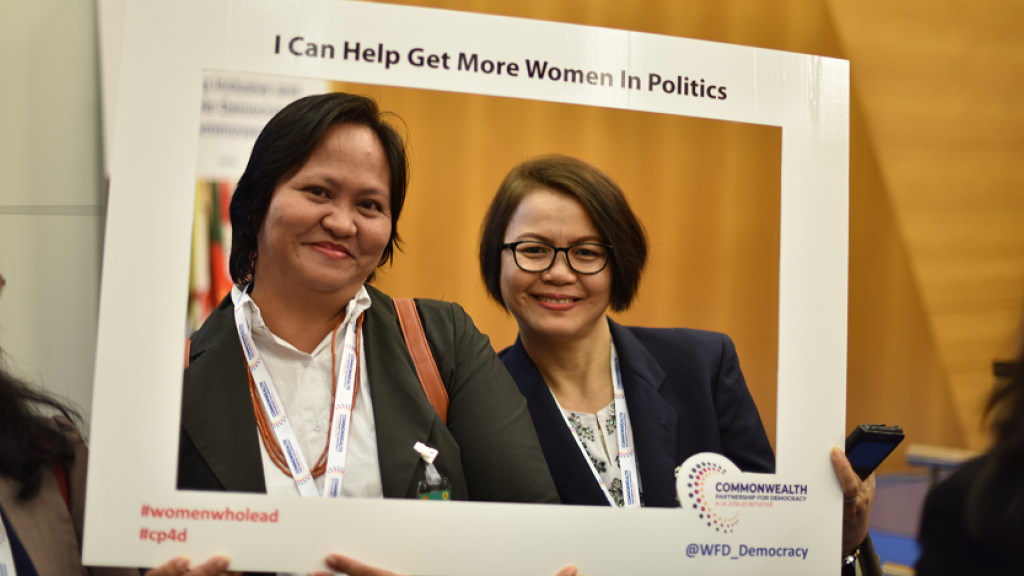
[685,461,739,533]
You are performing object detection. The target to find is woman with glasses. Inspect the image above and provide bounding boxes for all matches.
[478,155,879,574]
[478,154,773,509]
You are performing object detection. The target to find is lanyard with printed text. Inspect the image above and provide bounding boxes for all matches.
[553,340,642,508]
[232,285,364,498]
[0,506,16,576]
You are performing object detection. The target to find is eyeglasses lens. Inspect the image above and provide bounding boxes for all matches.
[513,242,608,274]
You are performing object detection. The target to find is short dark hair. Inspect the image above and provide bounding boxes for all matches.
[228,92,409,285]
[479,154,648,312]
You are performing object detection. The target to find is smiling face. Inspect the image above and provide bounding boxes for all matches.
[254,122,391,304]
[500,187,613,344]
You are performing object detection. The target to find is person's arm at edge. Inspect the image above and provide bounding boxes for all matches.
[831,448,881,576]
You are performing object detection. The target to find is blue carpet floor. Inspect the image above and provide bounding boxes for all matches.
[869,529,920,568]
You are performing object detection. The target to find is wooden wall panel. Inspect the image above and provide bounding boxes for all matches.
[828,0,1024,449]
[345,82,783,448]
[332,0,1015,463]
[846,102,965,469]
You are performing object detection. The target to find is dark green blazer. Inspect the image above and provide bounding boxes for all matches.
[177,284,559,504]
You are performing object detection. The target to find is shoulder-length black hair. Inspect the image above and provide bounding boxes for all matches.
[0,353,80,500]
[229,92,409,285]
[966,356,1024,539]
[479,154,648,312]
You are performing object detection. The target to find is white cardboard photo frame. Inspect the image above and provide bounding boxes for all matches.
[85,1,849,574]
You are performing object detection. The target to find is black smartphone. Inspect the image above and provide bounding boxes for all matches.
[845,424,904,479]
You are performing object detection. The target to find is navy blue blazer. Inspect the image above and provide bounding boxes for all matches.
[499,318,775,508]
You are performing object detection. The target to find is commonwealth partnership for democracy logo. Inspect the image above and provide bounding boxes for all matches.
[676,454,808,534]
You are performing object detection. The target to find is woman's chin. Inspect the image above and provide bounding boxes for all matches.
[276,274,366,300]
[522,320,594,343]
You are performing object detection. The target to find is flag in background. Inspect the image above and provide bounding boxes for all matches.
[189,72,329,334]
[187,179,235,334]
[209,180,235,305]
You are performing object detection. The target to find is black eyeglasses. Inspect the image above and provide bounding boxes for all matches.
[502,241,613,274]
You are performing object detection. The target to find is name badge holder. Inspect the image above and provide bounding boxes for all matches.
[413,442,451,501]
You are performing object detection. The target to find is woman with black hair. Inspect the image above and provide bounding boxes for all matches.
[478,154,880,575]
[176,93,557,508]
[478,155,775,505]
[916,330,1024,574]
[0,276,237,575]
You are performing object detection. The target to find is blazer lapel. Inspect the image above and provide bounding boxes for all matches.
[181,297,266,493]
[362,286,437,499]
[501,338,609,506]
[609,319,680,507]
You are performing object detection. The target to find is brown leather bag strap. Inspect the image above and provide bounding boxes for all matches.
[185,338,192,369]
[394,297,449,425]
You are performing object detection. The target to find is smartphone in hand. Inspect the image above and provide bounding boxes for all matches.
[845,424,905,479]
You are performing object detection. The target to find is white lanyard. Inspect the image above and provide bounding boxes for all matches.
[553,341,642,508]
[232,286,363,498]
[0,506,16,576]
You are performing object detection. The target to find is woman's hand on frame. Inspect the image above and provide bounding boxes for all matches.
[144,556,241,576]
[831,447,876,557]
[314,554,579,576]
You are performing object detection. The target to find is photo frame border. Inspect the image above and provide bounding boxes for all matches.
[85,1,849,574]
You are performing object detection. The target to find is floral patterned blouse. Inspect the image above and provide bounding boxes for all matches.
[556,400,627,507]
